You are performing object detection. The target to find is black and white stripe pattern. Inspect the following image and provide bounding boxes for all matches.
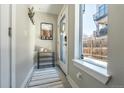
[27,67,64,88]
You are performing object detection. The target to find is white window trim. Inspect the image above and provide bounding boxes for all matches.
[73,4,112,85]
[83,57,107,68]
[73,59,111,84]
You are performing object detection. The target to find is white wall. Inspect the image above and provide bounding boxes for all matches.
[0,5,1,87]
[107,5,124,87]
[67,4,124,88]
[34,12,57,52]
[15,4,34,87]
[0,4,11,88]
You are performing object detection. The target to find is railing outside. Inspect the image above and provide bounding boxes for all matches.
[93,4,108,21]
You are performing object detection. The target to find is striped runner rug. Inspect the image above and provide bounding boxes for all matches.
[26,67,64,88]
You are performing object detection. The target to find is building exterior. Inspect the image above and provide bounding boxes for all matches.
[83,4,108,61]
[93,4,108,37]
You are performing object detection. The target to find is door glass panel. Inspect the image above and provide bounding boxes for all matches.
[60,16,66,63]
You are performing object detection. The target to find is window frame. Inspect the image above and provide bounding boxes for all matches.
[73,4,111,84]
[79,4,108,63]
[79,4,83,59]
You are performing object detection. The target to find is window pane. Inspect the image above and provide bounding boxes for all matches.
[82,4,108,62]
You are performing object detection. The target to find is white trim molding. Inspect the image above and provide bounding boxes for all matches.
[67,75,79,88]
[0,4,11,88]
[73,59,112,84]
[11,4,16,88]
[21,66,34,88]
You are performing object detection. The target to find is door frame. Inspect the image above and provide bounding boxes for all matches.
[0,4,11,88]
[0,4,16,88]
[10,4,16,88]
[57,5,69,75]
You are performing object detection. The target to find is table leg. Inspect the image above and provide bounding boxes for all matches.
[37,52,40,69]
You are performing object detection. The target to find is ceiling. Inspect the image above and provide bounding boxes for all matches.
[32,4,63,15]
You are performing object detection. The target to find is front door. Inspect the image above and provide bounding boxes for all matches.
[59,15,68,75]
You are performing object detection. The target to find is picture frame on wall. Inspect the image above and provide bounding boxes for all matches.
[40,22,53,40]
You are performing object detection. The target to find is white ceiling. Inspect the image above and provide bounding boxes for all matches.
[32,4,63,15]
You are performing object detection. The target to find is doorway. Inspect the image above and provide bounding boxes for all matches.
[59,12,68,75]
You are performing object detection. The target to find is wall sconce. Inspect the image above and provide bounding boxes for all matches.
[28,7,35,25]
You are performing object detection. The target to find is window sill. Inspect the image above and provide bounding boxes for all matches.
[72,59,112,84]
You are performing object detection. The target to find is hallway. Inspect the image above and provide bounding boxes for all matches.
[26,67,71,88]
[0,4,70,88]
[1,4,124,88]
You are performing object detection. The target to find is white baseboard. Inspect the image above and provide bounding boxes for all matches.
[67,75,79,88]
[21,66,34,88]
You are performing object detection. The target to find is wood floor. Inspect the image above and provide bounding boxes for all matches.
[26,67,71,88]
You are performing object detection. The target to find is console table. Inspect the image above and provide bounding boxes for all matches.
[37,51,55,69]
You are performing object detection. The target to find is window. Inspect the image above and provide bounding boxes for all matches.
[80,4,108,63]
[73,5,111,84]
